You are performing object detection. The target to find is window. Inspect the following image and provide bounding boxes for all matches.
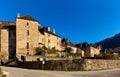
[48,34,50,37]
[9,45,12,48]
[9,32,11,37]
[27,51,29,55]
[27,30,29,36]
[48,39,51,43]
[27,22,29,26]
[27,43,29,49]
[13,32,16,37]
[57,42,58,45]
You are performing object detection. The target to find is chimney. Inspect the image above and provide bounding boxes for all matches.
[47,27,50,31]
[53,29,56,34]
[0,21,3,24]
[17,12,20,18]
[80,44,82,48]
[85,42,88,47]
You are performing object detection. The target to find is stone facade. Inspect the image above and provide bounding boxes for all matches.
[44,32,62,50]
[62,38,78,53]
[39,28,62,50]
[38,30,44,47]
[1,29,9,57]
[16,17,39,57]
[77,48,84,57]
[0,14,64,60]
[76,42,101,57]
[0,21,16,60]
[84,46,101,57]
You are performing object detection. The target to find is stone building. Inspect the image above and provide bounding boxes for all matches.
[38,27,62,50]
[0,21,16,60]
[76,48,85,57]
[0,13,63,60]
[76,42,101,57]
[0,13,94,61]
[16,15,39,58]
[61,38,77,53]
[16,14,64,59]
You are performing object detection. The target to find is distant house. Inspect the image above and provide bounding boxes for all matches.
[76,48,85,57]
[39,27,62,50]
[0,21,16,59]
[76,42,101,57]
[61,38,77,53]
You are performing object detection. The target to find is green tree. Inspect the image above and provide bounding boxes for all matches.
[35,47,45,56]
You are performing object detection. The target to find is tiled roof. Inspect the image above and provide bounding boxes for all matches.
[0,21,15,26]
[2,26,16,30]
[39,27,60,37]
[0,21,16,29]
[17,15,37,22]
[76,42,98,48]
[62,38,75,47]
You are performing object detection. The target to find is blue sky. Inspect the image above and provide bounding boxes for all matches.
[0,0,120,43]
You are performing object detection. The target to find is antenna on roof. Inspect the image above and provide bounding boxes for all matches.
[17,12,20,18]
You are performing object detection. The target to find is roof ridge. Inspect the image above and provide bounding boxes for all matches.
[17,15,37,22]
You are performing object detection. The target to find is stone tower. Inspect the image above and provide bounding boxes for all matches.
[16,15,39,58]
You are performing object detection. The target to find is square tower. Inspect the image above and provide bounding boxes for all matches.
[16,15,39,58]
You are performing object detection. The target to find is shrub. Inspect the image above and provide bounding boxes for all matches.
[68,53,81,58]
[103,52,119,59]
[0,74,7,77]
[35,47,45,56]
[0,67,2,74]
[46,47,58,54]
[64,47,73,53]
[35,47,59,57]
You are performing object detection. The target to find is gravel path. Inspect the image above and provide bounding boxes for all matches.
[1,66,120,77]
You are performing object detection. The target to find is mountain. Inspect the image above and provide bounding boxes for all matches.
[95,33,120,49]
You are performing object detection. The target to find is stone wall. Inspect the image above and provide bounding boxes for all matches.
[16,59,120,71]
[0,29,8,60]
[82,59,120,71]
[16,59,84,71]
